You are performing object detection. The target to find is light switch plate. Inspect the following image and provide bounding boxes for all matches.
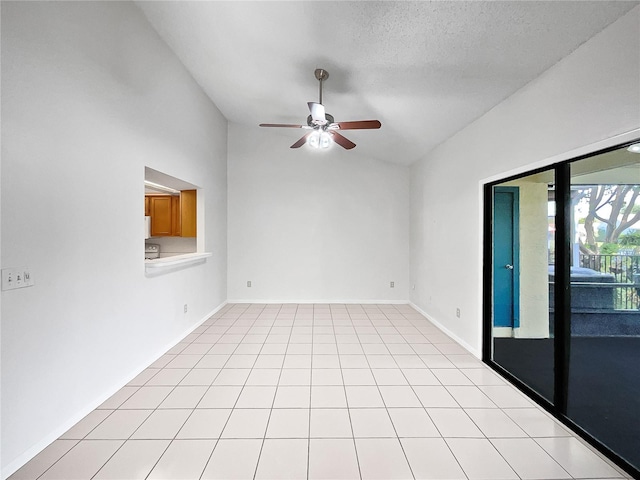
[2,267,34,291]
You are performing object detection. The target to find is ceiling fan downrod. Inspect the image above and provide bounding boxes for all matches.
[315,68,329,104]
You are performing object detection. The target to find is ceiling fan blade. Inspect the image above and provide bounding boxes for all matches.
[290,132,312,149]
[329,131,356,150]
[333,120,381,130]
[307,102,326,123]
[259,123,307,128]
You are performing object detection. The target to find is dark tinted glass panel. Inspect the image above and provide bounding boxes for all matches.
[491,170,555,402]
[568,148,640,470]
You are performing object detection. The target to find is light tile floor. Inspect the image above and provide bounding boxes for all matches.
[10,304,631,480]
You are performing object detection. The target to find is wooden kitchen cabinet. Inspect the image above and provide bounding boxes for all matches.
[149,195,173,237]
[171,195,181,236]
[146,190,196,237]
[180,190,197,237]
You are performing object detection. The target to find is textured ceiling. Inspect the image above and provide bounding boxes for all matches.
[137,1,637,166]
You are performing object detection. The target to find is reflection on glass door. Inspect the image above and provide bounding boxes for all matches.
[491,170,555,403]
[568,150,640,470]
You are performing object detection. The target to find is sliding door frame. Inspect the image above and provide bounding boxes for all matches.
[482,139,640,479]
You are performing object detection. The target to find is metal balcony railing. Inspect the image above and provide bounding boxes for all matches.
[579,254,640,283]
[577,254,640,309]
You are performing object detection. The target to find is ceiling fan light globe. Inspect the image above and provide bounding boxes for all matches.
[320,132,331,149]
[308,131,320,148]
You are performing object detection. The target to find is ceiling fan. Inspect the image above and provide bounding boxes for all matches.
[259,69,381,150]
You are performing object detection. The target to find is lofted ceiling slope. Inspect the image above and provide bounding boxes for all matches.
[136,1,638,166]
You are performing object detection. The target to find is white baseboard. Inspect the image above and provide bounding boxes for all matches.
[409,302,481,358]
[226,299,410,304]
[2,301,227,480]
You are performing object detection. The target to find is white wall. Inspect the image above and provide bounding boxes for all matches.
[410,7,640,356]
[227,123,410,303]
[1,2,227,476]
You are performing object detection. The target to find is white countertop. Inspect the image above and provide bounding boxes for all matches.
[145,252,212,274]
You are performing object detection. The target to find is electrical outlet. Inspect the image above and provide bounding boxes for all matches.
[184,304,188,313]
[456,308,461,318]
[390,281,395,288]
[412,284,415,290]
[247,280,252,287]
[2,269,14,290]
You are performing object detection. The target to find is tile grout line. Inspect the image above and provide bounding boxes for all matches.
[197,302,263,480]
[306,304,315,480]
[485,436,572,480]
[397,308,472,480]
[252,302,288,480]
[339,305,364,480]
[367,304,417,480]
[351,305,390,477]
[201,303,268,479]
[391,309,472,479]
[171,304,248,479]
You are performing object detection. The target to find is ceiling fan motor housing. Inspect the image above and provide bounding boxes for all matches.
[307,113,334,129]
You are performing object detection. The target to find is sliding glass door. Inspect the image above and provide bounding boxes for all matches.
[484,142,640,477]
[567,152,640,470]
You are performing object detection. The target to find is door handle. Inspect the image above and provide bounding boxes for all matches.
[505,264,514,270]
